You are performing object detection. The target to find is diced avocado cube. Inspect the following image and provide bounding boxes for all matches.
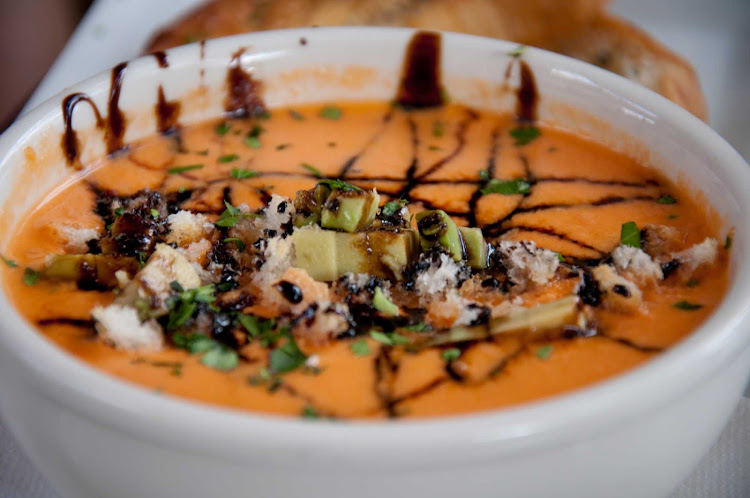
[374,229,420,280]
[320,189,380,232]
[458,227,488,269]
[415,210,464,262]
[291,225,339,281]
[42,254,140,288]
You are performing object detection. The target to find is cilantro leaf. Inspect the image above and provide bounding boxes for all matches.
[168,164,204,175]
[673,300,703,311]
[316,179,362,192]
[441,348,461,362]
[231,168,258,179]
[218,154,239,163]
[214,122,231,136]
[216,200,256,227]
[620,221,641,249]
[0,255,17,268]
[380,199,407,218]
[536,344,554,360]
[223,237,246,252]
[301,405,320,418]
[509,126,540,146]
[243,136,262,149]
[22,268,40,286]
[319,106,342,120]
[481,178,531,195]
[301,163,323,178]
[350,339,370,357]
[200,346,239,371]
[656,195,676,205]
[269,336,307,373]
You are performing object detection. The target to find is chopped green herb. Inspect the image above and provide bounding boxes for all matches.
[289,109,304,121]
[301,163,323,178]
[441,348,461,362]
[403,322,429,333]
[372,287,399,317]
[369,330,409,346]
[432,120,444,137]
[114,207,124,217]
[620,221,641,249]
[177,186,187,194]
[168,164,204,174]
[276,143,291,150]
[167,301,197,329]
[0,255,17,268]
[350,339,370,357]
[508,45,526,57]
[269,336,307,373]
[478,169,490,180]
[319,105,342,120]
[536,344,554,360]
[380,199,407,218]
[686,279,700,288]
[136,251,147,266]
[556,252,566,263]
[243,136,262,149]
[256,110,272,120]
[223,237,246,253]
[214,122,231,135]
[200,346,239,371]
[657,195,676,205]
[216,200,256,227]
[237,314,275,340]
[301,405,320,419]
[481,178,531,195]
[231,168,258,179]
[22,268,40,286]
[150,208,160,219]
[509,126,541,146]
[218,154,239,163]
[428,145,442,151]
[316,179,362,192]
[725,235,733,250]
[170,281,184,292]
[673,300,703,311]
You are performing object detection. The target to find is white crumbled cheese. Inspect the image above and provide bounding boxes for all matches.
[257,194,294,233]
[121,243,201,307]
[612,245,663,282]
[415,253,463,297]
[253,235,295,288]
[673,238,719,275]
[92,304,163,351]
[56,225,100,253]
[592,264,643,307]
[427,291,483,328]
[166,210,214,246]
[179,238,213,264]
[497,240,559,289]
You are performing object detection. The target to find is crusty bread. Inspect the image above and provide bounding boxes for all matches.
[145,0,706,120]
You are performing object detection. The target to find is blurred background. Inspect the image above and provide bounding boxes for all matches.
[0,0,748,158]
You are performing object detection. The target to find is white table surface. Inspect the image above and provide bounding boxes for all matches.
[5,0,750,496]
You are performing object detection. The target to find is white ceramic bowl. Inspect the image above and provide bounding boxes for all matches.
[0,27,749,498]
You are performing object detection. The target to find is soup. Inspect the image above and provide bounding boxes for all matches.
[0,97,729,419]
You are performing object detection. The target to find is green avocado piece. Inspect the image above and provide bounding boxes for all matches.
[42,254,139,288]
[415,210,464,261]
[292,226,419,281]
[458,227,488,269]
[320,189,380,232]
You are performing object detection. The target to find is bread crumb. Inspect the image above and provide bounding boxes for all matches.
[253,236,295,288]
[592,264,642,311]
[92,304,163,351]
[56,225,100,253]
[612,245,663,283]
[166,210,214,246]
[257,194,294,234]
[497,240,559,290]
[414,253,465,299]
[673,238,718,275]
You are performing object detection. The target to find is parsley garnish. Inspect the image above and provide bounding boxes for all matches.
[536,344,554,360]
[350,339,370,357]
[480,178,531,195]
[214,122,231,135]
[301,405,320,419]
[657,195,676,205]
[114,207,124,217]
[380,199,407,218]
[319,105,342,120]
[231,168,258,179]
[369,330,409,346]
[508,45,526,57]
[556,252,566,263]
[428,145,442,151]
[509,126,540,146]
[223,237,246,252]
[215,200,256,227]
[218,154,239,163]
[316,179,362,192]
[478,169,490,180]
[301,163,323,178]
[150,208,160,219]
[167,301,197,329]
[441,348,461,362]
[237,314,277,342]
[403,322,429,333]
[167,284,216,329]
[432,120,444,137]
[173,333,238,371]
[620,221,641,249]
[0,255,17,268]
[22,268,40,286]
[725,235,733,250]
[168,164,204,174]
[243,136,261,149]
[673,300,703,311]
[269,334,307,373]
[289,109,304,121]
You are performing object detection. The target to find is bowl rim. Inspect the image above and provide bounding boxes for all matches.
[1,26,749,466]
